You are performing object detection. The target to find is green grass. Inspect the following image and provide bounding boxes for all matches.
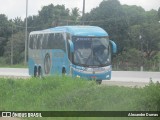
[0,63,27,68]
[0,76,160,120]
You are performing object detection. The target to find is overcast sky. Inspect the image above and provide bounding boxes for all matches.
[0,0,160,20]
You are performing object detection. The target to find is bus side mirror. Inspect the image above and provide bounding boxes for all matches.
[109,40,117,53]
[69,40,74,53]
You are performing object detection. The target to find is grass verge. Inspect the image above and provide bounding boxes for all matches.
[0,76,160,120]
[0,63,27,68]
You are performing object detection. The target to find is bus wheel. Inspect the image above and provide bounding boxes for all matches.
[96,80,102,84]
[62,68,66,76]
[34,66,38,77]
[38,67,42,78]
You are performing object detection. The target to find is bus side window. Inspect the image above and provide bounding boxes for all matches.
[42,34,49,49]
[55,33,66,51]
[54,33,59,49]
[33,35,37,49]
[66,33,73,61]
[29,35,34,49]
[48,33,55,49]
[37,34,42,49]
[39,34,43,49]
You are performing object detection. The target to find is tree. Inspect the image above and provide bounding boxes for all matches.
[129,25,141,49]
[70,7,80,24]
[122,5,146,26]
[38,4,70,28]
[27,15,40,32]
[0,14,12,56]
[12,17,24,32]
[4,31,25,64]
[141,23,160,60]
[158,7,160,20]
[145,10,158,24]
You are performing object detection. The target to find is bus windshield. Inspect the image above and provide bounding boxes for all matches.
[73,37,111,67]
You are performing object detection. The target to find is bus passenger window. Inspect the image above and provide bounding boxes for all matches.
[55,33,65,51]
[42,34,49,49]
[33,35,37,49]
[37,34,42,49]
[48,33,55,49]
[29,35,34,49]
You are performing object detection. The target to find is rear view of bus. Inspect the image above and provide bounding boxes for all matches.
[28,26,117,83]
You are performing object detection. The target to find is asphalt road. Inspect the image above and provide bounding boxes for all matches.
[0,68,160,87]
[104,71,160,87]
[0,68,29,77]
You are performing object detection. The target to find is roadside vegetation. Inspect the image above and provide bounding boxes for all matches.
[0,76,159,120]
[0,63,27,68]
[0,57,27,68]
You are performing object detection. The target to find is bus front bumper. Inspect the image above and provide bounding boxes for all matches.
[72,66,112,80]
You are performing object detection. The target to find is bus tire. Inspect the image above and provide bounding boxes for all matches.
[38,66,42,78]
[62,67,66,75]
[34,66,38,77]
[96,80,102,84]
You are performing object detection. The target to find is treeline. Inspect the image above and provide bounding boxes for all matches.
[0,0,160,71]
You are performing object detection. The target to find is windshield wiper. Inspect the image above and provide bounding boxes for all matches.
[75,63,89,67]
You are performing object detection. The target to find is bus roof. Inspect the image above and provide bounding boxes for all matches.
[43,26,108,37]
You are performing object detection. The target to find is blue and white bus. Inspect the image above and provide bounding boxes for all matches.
[28,26,116,83]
